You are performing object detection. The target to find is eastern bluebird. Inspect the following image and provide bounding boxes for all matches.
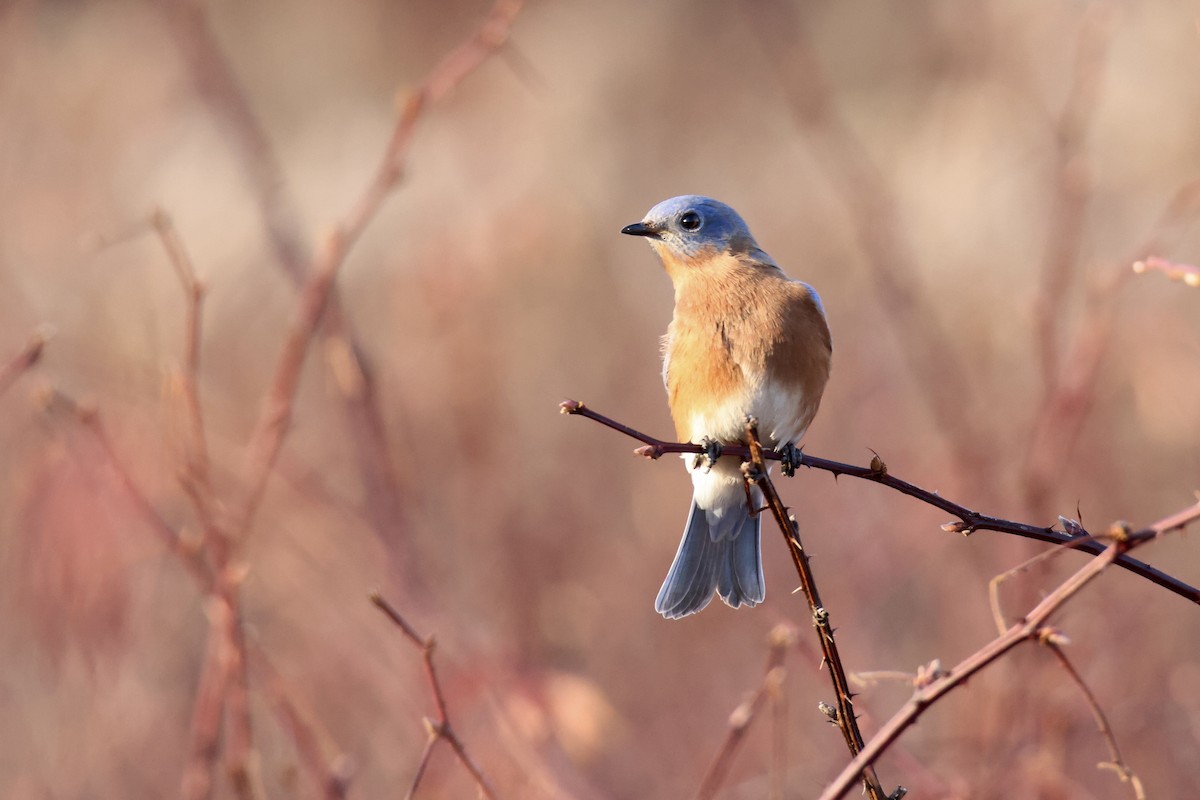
[622,196,832,619]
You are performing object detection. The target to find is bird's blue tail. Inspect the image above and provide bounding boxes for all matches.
[655,500,764,619]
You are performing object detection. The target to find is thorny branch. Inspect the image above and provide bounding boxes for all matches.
[817,502,1200,800]
[560,399,1200,606]
[742,419,894,800]
[370,592,499,800]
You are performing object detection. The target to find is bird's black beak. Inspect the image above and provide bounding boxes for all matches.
[621,221,660,238]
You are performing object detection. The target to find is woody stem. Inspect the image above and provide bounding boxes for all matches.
[742,417,895,800]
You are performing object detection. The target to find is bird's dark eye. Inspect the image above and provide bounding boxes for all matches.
[679,211,702,231]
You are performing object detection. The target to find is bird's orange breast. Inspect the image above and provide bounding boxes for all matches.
[663,254,831,445]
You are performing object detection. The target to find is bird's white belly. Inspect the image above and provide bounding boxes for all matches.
[686,379,812,449]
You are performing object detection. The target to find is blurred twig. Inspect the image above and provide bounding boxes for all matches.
[988,533,1146,798]
[370,591,499,800]
[1033,9,1113,392]
[745,0,991,481]
[741,420,894,800]
[41,390,213,588]
[158,0,526,592]
[561,399,1200,605]
[251,647,353,800]
[121,3,527,795]
[1021,177,1200,518]
[0,328,48,398]
[150,209,211,485]
[181,597,237,800]
[696,623,795,800]
[142,211,262,800]
[817,503,1200,800]
[230,230,345,540]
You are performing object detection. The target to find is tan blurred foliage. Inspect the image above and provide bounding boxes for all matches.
[1,0,1199,797]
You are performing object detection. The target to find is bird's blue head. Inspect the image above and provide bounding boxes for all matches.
[621,195,761,262]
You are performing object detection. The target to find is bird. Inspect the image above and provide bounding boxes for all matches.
[621,195,832,619]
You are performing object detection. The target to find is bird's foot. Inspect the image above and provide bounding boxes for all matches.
[692,436,723,472]
[779,442,802,477]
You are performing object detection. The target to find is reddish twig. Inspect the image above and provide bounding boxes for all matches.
[144,212,260,799]
[744,0,990,480]
[741,420,891,800]
[561,399,1200,605]
[231,231,345,541]
[988,528,1100,635]
[817,502,1200,800]
[159,0,526,592]
[1045,642,1146,799]
[223,589,260,800]
[1021,177,1200,518]
[150,209,211,485]
[370,592,499,800]
[696,624,796,800]
[40,390,212,588]
[1033,9,1112,391]
[225,0,524,548]
[181,597,236,800]
[252,647,352,800]
[0,328,48,398]
[339,0,525,253]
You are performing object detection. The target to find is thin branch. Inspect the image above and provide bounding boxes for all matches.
[150,208,212,485]
[1033,9,1112,391]
[1022,177,1200,518]
[181,598,235,800]
[222,589,260,800]
[0,328,48,398]
[338,0,525,253]
[370,592,499,800]
[142,211,261,798]
[405,735,440,800]
[230,231,344,540]
[252,647,352,800]
[42,390,213,587]
[741,420,890,800]
[561,399,1200,606]
[157,0,308,280]
[988,531,1100,635]
[159,0,527,592]
[1045,643,1146,800]
[223,0,525,545]
[817,503,1200,800]
[144,209,236,592]
[695,624,795,800]
[744,0,990,480]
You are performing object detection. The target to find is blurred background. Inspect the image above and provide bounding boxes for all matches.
[1,0,1199,797]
